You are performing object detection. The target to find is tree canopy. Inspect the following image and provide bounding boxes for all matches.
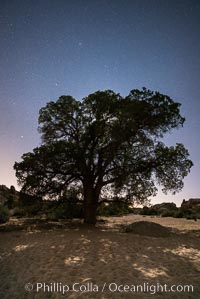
[14,88,193,224]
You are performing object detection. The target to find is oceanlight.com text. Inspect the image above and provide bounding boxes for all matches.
[25,281,194,295]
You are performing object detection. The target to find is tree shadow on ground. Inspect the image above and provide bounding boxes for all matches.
[0,220,199,299]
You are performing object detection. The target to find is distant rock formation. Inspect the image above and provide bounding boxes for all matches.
[0,185,19,207]
[181,198,200,214]
[152,202,178,213]
[140,202,178,216]
[0,184,48,221]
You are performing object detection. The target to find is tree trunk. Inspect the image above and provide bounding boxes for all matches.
[83,183,98,225]
[84,201,98,224]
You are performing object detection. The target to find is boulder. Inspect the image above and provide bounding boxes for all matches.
[121,221,171,237]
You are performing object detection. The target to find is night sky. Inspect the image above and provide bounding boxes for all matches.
[1,0,200,206]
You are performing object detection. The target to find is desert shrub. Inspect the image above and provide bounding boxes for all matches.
[140,206,159,216]
[180,209,200,220]
[47,206,64,221]
[5,194,16,209]
[17,192,43,216]
[161,210,176,217]
[196,214,200,219]
[12,207,27,217]
[173,210,185,218]
[97,203,112,216]
[0,205,10,223]
[97,202,131,216]
[186,214,197,220]
[11,203,41,217]
[131,208,142,214]
[47,201,83,221]
[25,204,43,216]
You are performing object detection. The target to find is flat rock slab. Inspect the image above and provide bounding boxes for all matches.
[121,221,171,237]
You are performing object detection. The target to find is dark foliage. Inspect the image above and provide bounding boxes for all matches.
[0,205,9,223]
[14,88,193,224]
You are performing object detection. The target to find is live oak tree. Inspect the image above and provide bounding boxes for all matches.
[14,88,193,224]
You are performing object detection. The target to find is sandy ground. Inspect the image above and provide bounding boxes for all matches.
[0,215,200,299]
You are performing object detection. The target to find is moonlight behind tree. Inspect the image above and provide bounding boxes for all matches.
[14,88,193,224]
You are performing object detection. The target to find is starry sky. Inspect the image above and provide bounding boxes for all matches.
[0,0,200,206]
